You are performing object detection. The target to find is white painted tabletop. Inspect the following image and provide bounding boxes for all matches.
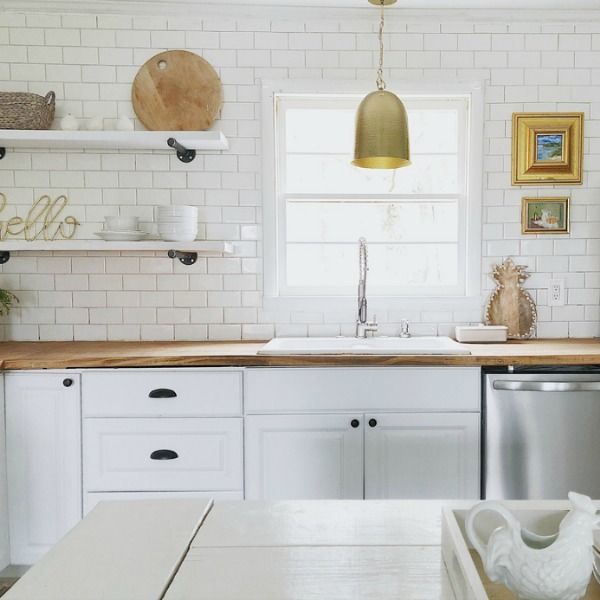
[4,499,459,600]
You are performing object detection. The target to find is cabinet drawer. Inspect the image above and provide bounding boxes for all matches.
[84,418,243,492]
[245,367,480,413]
[82,370,242,417]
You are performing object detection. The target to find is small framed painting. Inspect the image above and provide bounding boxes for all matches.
[521,197,570,234]
[512,113,583,185]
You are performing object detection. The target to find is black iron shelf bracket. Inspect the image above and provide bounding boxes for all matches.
[0,148,5,160]
[167,138,196,163]
[167,249,198,266]
[0,251,10,264]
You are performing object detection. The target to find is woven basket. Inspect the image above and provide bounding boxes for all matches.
[0,91,55,130]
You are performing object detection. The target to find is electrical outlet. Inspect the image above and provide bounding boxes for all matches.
[548,278,565,306]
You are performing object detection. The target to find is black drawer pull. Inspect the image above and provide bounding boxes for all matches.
[148,388,177,398]
[351,419,360,428]
[63,378,74,387]
[150,449,179,460]
[369,418,378,428]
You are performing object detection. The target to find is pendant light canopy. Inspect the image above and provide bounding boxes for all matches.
[353,0,411,170]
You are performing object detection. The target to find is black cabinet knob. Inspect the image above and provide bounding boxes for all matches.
[351,419,360,428]
[369,418,377,428]
[150,449,179,460]
[63,378,73,387]
[148,388,177,398]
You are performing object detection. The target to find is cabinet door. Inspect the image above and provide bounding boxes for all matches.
[0,373,8,571]
[245,414,364,500]
[5,373,82,565]
[364,412,480,500]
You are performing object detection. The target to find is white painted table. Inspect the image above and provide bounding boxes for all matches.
[4,499,458,600]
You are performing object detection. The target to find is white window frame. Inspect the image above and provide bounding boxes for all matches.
[261,79,483,313]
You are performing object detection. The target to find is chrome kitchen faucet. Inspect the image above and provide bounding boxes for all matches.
[356,237,378,338]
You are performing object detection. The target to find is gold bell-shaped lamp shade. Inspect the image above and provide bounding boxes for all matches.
[353,89,411,169]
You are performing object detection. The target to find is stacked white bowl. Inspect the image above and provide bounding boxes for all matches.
[156,205,198,242]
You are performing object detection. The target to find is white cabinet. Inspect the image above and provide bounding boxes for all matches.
[363,412,480,499]
[81,369,244,512]
[244,367,480,501]
[245,414,364,500]
[0,373,9,571]
[5,372,82,565]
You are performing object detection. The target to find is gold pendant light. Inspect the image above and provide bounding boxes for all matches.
[352,0,411,170]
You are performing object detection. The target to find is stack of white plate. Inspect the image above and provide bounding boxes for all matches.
[95,215,147,241]
[156,206,198,242]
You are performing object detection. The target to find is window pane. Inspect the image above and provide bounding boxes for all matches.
[369,244,458,287]
[286,244,355,288]
[287,200,458,243]
[286,108,355,153]
[286,243,458,291]
[285,154,458,194]
[409,109,459,153]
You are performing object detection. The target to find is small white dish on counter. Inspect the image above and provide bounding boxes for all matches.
[95,230,148,242]
[455,324,508,343]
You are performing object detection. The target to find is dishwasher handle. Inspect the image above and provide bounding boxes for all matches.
[492,380,600,392]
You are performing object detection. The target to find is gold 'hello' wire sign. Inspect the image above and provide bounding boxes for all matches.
[0,193,80,241]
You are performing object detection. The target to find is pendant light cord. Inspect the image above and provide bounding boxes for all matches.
[376,0,386,91]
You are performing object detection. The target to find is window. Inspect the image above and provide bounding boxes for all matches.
[262,81,482,309]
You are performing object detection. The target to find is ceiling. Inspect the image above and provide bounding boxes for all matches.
[4,0,600,15]
[202,0,597,5]
[8,0,600,7]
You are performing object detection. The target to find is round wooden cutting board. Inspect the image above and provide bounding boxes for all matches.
[132,50,223,131]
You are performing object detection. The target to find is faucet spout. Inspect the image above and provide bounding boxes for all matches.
[356,237,378,338]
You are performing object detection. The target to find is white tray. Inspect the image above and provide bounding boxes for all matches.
[455,324,507,343]
[441,500,600,600]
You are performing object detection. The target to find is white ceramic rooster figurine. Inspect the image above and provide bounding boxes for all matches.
[466,492,600,600]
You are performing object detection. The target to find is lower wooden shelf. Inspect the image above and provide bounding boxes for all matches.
[0,240,234,265]
[0,240,233,253]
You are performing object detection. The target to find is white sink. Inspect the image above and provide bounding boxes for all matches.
[257,336,471,355]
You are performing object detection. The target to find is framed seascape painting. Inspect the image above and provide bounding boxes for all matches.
[512,113,583,185]
[521,197,570,234]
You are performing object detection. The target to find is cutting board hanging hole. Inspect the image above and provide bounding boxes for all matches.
[158,60,167,70]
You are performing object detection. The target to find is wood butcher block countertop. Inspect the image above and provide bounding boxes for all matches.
[1,338,600,369]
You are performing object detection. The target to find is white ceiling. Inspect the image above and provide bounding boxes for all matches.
[201,0,597,5]
[4,0,600,15]
[7,0,600,7]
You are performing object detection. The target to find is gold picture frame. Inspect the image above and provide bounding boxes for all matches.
[512,113,583,185]
[521,197,570,234]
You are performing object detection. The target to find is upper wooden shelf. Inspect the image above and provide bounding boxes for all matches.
[0,130,228,159]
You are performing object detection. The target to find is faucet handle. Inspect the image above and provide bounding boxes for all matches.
[400,319,410,338]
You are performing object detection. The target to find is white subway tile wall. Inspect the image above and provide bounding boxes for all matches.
[0,7,600,340]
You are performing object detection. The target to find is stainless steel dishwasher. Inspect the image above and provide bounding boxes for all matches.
[484,366,600,500]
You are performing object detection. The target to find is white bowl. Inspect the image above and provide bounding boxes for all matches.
[157,216,197,223]
[158,205,197,211]
[156,213,198,221]
[159,231,197,242]
[157,223,198,230]
[158,228,198,236]
[104,216,139,231]
[157,222,198,229]
[157,206,197,216]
